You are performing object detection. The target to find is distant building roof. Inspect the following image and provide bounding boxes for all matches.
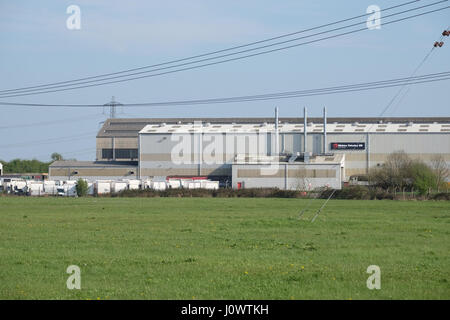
[140,122,450,134]
[97,117,450,138]
[49,161,138,168]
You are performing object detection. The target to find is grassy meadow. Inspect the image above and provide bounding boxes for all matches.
[0,197,449,299]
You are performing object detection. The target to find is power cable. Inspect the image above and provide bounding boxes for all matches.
[353,26,449,167]
[0,0,422,95]
[1,3,448,98]
[0,113,104,130]
[0,71,448,107]
[388,24,450,115]
[0,132,97,149]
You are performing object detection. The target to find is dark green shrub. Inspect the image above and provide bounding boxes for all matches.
[338,186,371,200]
[113,187,305,198]
[319,186,372,200]
[431,192,450,201]
[75,179,88,197]
[408,161,437,195]
[369,187,394,200]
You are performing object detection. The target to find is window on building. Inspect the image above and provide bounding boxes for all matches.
[102,149,113,159]
[102,148,138,159]
[115,149,138,159]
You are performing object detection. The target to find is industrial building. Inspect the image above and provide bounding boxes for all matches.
[49,161,137,181]
[232,154,345,190]
[49,111,450,190]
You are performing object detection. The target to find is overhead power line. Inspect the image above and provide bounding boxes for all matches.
[387,24,450,115]
[0,113,103,130]
[0,131,97,149]
[0,0,421,95]
[352,26,449,147]
[379,48,437,117]
[1,2,446,98]
[0,2,448,98]
[0,71,449,108]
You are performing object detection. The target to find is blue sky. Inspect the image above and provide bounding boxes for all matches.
[0,0,449,161]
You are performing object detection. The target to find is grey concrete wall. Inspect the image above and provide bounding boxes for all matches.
[138,132,450,181]
[139,132,271,178]
[49,167,137,181]
[96,137,138,161]
[232,163,342,190]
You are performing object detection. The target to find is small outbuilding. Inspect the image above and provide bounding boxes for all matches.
[232,154,345,190]
[49,161,138,181]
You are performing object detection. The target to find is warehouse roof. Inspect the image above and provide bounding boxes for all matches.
[140,122,450,134]
[98,117,450,137]
[50,161,138,168]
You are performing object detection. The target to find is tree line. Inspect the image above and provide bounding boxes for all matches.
[369,151,449,195]
[0,153,64,174]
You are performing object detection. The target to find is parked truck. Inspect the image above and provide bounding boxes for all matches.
[27,181,44,196]
[95,180,111,195]
[112,181,127,193]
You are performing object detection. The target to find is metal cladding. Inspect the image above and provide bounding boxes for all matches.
[137,119,450,182]
[97,117,450,137]
[48,116,448,187]
[138,121,450,134]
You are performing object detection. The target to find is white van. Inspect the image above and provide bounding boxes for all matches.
[28,182,44,196]
[112,181,127,193]
[96,181,111,195]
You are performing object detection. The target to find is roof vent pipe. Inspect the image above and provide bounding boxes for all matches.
[275,107,279,130]
[323,107,327,154]
[303,107,307,154]
[274,107,279,157]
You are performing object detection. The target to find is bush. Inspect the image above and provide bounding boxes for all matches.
[111,187,307,199]
[319,186,371,200]
[431,192,450,201]
[369,151,412,190]
[369,187,394,200]
[370,151,440,195]
[431,155,449,191]
[75,179,88,197]
[96,185,447,200]
[408,161,436,195]
[319,186,398,200]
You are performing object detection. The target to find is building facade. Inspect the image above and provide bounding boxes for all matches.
[49,161,137,181]
[137,120,450,182]
[232,154,345,190]
[48,116,450,186]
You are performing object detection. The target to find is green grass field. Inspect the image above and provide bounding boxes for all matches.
[0,197,449,300]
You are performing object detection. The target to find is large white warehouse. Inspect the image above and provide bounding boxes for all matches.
[48,114,450,189]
